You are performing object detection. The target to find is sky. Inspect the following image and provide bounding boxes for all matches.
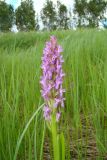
[6,0,74,14]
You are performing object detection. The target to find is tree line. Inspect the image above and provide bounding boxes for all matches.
[0,0,107,32]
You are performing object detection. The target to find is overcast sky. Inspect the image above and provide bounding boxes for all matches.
[6,0,74,15]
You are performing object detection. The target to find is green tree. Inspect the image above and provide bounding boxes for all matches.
[15,0,36,31]
[87,0,107,27]
[74,0,107,28]
[57,1,69,29]
[35,14,40,31]
[0,1,14,32]
[74,0,87,27]
[41,0,57,30]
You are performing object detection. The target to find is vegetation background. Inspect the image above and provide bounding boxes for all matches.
[0,0,107,31]
[0,0,107,159]
[0,30,107,159]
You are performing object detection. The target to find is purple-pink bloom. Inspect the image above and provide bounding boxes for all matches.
[56,112,61,122]
[40,36,65,122]
[43,106,51,121]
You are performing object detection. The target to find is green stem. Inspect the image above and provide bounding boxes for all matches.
[51,115,60,160]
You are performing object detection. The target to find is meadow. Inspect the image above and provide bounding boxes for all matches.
[0,30,107,160]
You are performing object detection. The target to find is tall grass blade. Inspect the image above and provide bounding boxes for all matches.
[13,104,44,160]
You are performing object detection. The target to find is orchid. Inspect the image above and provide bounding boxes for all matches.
[40,36,65,122]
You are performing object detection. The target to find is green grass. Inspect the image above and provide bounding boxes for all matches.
[0,29,107,159]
